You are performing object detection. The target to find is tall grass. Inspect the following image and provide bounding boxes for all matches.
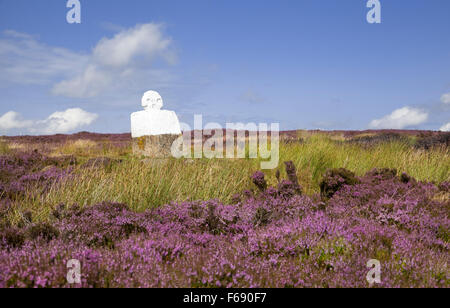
[51,139,130,158]
[0,140,11,155]
[278,135,448,193]
[11,134,450,222]
[41,158,255,212]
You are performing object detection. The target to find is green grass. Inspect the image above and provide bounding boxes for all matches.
[0,140,11,155]
[277,135,448,193]
[7,134,450,223]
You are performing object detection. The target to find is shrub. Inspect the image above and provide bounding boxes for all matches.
[349,132,407,146]
[319,168,360,199]
[277,180,300,199]
[284,161,299,186]
[415,132,450,150]
[253,207,272,227]
[27,223,59,242]
[251,171,267,191]
[0,227,25,248]
[365,168,398,181]
[438,181,450,193]
[23,211,33,224]
[400,172,416,184]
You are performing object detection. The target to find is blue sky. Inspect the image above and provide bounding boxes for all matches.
[0,0,449,135]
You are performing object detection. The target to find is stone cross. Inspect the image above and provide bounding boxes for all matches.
[131,91,181,138]
[141,90,163,111]
[131,91,182,157]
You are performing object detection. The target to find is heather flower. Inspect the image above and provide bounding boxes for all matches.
[277,180,298,199]
[251,171,267,191]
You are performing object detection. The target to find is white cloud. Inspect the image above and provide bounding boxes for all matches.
[0,30,88,85]
[441,93,450,105]
[369,107,428,129]
[93,23,175,67]
[0,24,176,99]
[0,108,97,134]
[51,23,176,98]
[440,122,450,132]
[51,64,112,98]
[0,111,33,130]
[34,108,98,134]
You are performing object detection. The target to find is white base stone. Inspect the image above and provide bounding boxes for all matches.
[131,110,182,138]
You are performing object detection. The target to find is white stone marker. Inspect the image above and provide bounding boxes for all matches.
[131,90,181,138]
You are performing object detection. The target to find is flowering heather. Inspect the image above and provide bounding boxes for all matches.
[0,165,448,288]
[251,171,267,191]
[0,151,73,201]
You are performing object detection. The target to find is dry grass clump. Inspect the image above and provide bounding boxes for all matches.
[0,141,11,155]
[52,139,97,156]
[50,139,130,159]
[5,142,27,151]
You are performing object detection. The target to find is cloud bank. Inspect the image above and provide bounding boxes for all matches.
[0,24,176,100]
[0,111,33,130]
[0,30,88,86]
[52,23,176,98]
[369,107,428,129]
[440,122,450,132]
[0,108,98,135]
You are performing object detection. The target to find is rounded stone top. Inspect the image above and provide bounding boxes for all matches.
[141,90,163,110]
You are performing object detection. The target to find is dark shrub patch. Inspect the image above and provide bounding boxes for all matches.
[251,171,267,191]
[400,172,416,184]
[320,168,360,199]
[275,169,281,183]
[27,223,59,242]
[23,211,33,224]
[415,132,450,150]
[273,162,303,198]
[349,132,407,146]
[1,227,25,248]
[277,180,300,199]
[253,207,272,227]
[285,161,299,186]
[365,168,397,181]
[231,193,241,204]
[436,226,449,243]
[201,203,223,235]
[121,223,148,237]
[438,181,450,193]
[51,203,67,220]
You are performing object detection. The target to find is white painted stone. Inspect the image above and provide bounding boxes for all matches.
[131,91,182,138]
[141,90,163,110]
